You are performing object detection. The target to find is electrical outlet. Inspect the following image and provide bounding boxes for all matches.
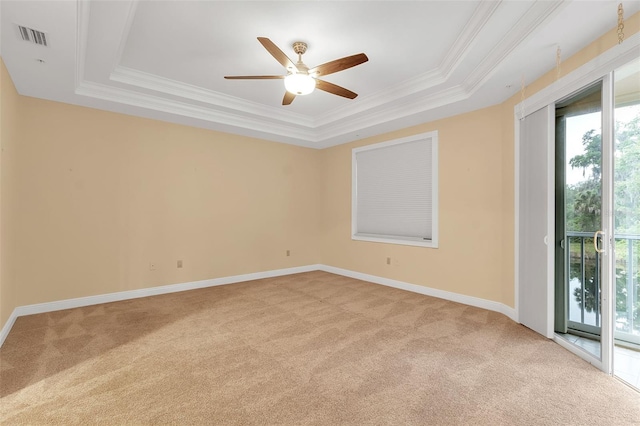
[177,260,183,268]
[386,257,391,265]
[149,262,157,271]
[286,250,291,257]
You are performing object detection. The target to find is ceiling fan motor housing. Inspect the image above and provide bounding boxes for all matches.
[292,42,308,56]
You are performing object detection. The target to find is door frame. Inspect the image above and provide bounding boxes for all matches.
[600,73,614,375]
[514,33,639,374]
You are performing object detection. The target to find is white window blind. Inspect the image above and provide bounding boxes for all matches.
[352,131,438,248]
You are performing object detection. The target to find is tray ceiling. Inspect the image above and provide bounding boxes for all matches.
[1,1,637,148]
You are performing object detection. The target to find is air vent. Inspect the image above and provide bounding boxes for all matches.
[17,25,48,47]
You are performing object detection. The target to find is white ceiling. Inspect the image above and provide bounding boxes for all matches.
[1,1,637,148]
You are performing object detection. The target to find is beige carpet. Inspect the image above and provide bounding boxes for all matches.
[1,271,638,425]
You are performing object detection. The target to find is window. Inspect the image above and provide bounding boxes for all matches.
[352,131,438,248]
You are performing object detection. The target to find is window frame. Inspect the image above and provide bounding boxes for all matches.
[351,131,439,248]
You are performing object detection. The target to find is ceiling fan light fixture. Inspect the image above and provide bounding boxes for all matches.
[225,37,367,105]
[284,73,316,95]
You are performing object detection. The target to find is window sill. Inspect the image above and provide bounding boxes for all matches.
[352,233,438,248]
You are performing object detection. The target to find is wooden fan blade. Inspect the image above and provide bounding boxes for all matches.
[224,75,285,79]
[309,53,368,77]
[283,91,296,105]
[257,37,300,72]
[316,79,358,99]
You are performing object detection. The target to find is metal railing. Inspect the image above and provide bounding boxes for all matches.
[567,231,639,337]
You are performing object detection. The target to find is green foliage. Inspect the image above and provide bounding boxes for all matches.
[567,114,640,334]
[566,130,602,233]
[613,116,640,234]
[570,129,602,181]
[566,116,640,234]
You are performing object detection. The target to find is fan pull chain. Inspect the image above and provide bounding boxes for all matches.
[556,46,562,80]
[618,3,625,44]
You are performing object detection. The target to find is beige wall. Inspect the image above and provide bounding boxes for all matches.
[1,12,638,331]
[0,76,321,326]
[1,59,21,327]
[319,106,506,303]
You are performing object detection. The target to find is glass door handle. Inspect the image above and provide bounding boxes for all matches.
[593,230,605,253]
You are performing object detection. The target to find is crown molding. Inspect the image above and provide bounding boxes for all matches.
[111,65,452,133]
[95,69,472,147]
[112,0,139,73]
[74,0,90,88]
[464,0,568,94]
[440,0,502,79]
[314,68,446,127]
[315,86,469,144]
[110,66,314,127]
[75,80,319,143]
[84,70,476,148]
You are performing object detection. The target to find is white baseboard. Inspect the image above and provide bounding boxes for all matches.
[0,263,517,347]
[0,264,320,347]
[0,311,18,350]
[318,265,518,322]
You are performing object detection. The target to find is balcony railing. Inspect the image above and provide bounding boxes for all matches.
[567,231,640,342]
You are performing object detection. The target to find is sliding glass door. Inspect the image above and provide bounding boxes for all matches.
[555,82,604,359]
[553,58,639,389]
[612,58,640,388]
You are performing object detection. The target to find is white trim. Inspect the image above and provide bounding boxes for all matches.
[74,0,91,89]
[75,81,316,143]
[111,0,140,74]
[600,72,615,375]
[110,66,314,128]
[317,86,468,144]
[513,110,520,324]
[351,234,437,249]
[516,32,640,117]
[319,265,517,321]
[0,312,18,350]
[0,263,518,347]
[440,0,501,79]
[0,265,320,347]
[554,334,602,370]
[464,0,567,94]
[545,104,556,339]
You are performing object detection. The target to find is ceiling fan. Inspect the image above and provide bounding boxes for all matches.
[224,37,368,105]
